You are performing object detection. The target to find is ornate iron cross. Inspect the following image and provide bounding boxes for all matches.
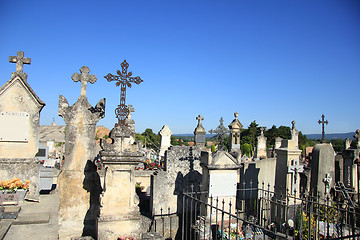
[104,60,143,126]
[209,117,229,151]
[318,114,328,142]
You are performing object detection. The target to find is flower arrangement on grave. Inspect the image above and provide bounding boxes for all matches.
[0,178,30,192]
[134,159,162,170]
[117,237,135,240]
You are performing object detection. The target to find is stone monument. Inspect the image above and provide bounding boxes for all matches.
[99,60,150,239]
[194,115,206,148]
[58,66,105,239]
[342,130,360,190]
[0,51,45,201]
[228,112,243,155]
[159,125,172,157]
[255,127,267,159]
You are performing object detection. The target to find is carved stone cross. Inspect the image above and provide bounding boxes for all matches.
[288,159,304,195]
[196,115,204,126]
[104,60,143,126]
[127,105,135,120]
[72,66,97,98]
[9,51,31,73]
[318,114,328,142]
[323,173,332,194]
[354,129,360,148]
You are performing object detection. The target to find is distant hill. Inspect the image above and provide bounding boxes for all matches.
[305,132,354,140]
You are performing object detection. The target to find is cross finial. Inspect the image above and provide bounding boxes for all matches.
[234,112,238,119]
[196,115,204,124]
[72,66,97,98]
[105,60,143,126]
[127,105,135,119]
[291,120,296,129]
[9,51,31,80]
[260,127,264,136]
[318,114,328,142]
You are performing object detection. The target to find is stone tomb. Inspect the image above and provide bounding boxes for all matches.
[58,66,105,240]
[0,51,45,201]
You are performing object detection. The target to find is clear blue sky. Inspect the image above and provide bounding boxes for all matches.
[0,0,359,134]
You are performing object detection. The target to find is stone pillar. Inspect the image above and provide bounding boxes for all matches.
[228,112,243,154]
[342,130,360,190]
[255,127,267,159]
[159,125,172,157]
[194,115,206,148]
[58,66,105,240]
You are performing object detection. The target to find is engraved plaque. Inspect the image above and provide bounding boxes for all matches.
[195,134,205,143]
[209,172,237,197]
[0,112,29,142]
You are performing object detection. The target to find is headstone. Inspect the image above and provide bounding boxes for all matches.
[0,51,45,201]
[345,138,351,150]
[310,143,335,199]
[255,127,267,159]
[228,112,243,154]
[194,115,206,148]
[58,66,105,239]
[288,159,304,195]
[341,130,360,189]
[159,125,172,157]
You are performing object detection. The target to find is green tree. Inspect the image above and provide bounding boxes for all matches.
[241,143,253,157]
[330,139,344,153]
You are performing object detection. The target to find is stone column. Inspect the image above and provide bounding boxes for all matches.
[194,115,206,148]
[159,125,172,157]
[228,112,243,154]
[58,66,105,240]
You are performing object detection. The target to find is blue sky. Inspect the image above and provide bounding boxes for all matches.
[0,0,359,134]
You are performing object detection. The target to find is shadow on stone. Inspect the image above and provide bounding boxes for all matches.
[82,159,103,240]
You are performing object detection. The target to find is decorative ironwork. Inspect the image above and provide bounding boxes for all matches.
[209,117,229,151]
[318,114,328,142]
[104,60,143,126]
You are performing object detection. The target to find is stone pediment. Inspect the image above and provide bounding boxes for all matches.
[206,150,240,169]
[0,75,45,111]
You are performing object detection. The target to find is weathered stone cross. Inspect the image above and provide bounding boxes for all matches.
[196,115,204,126]
[104,60,143,126]
[72,66,97,98]
[9,51,31,73]
[318,114,328,142]
[322,173,332,194]
[354,129,360,148]
[288,159,304,195]
[209,117,229,151]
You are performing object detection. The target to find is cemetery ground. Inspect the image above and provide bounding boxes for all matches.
[0,169,60,240]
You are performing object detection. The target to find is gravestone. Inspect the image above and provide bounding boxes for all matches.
[0,51,45,201]
[341,130,360,190]
[194,115,206,148]
[310,143,335,199]
[159,125,172,157]
[58,66,105,239]
[255,127,267,159]
[99,60,149,239]
[228,112,243,155]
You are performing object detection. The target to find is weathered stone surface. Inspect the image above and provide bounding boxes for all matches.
[159,125,172,157]
[228,112,242,153]
[58,66,105,240]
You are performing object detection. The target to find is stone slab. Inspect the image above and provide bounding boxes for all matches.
[0,212,18,219]
[13,212,50,225]
[0,221,11,240]
[3,206,20,213]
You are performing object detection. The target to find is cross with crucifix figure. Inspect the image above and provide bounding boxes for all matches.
[318,114,328,142]
[209,117,229,151]
[288,159,304,195]
[72,66,97,98]
[323,173,332,195]
[354,129,360,149]
[105,60,143,126]
[9,51,31,80]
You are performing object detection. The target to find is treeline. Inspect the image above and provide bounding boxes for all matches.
[135,122,345,154]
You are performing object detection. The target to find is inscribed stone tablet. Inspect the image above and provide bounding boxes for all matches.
[195,134,205,143]
[209,173,237,197]
[0,112,29,142]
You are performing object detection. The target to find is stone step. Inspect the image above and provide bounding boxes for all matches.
[0,221,12,240]
[12,212,50,225]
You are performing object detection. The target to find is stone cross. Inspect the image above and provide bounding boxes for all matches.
[318,114,328,142]
[196,115,204,126]
[288,159,304,195]
[104,60,143,126]
[322,173,332,194]
[9,51,31,73]
[72,66,97,98]
[354,129,360,148]
[127,105,135,119]
[209,117,229,151]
